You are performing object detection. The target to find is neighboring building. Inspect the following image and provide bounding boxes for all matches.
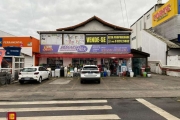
[130,3,164,49]
[131,0,180,77]
[0,30,16,37]
[0,37,40,78]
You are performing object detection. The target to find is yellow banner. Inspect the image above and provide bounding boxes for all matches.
[108,35,130,44]
[152,0,178,27]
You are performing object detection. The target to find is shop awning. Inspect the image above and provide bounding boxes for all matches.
[36,53,133,58]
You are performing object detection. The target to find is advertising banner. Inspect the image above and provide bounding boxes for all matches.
[108,35,130,44]
[41,34,62,45]
[85,35,107,44]
[64,34,85,45]
[152,0,178,27]
[40,44,130,54]
[4,47,21,56]
[0,49,6,64]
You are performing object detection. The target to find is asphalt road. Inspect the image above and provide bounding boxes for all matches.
[0,98,179,120]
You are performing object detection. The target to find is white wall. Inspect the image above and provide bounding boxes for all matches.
[63,58,72,67]
[130,6,157,49]
[167,55,180,66]
[75,20,114,31]
[131,25,137,49]
[24,55,33,67]
[141,30,167,65]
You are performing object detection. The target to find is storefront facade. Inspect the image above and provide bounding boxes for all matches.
[0,37,40,78]
[37,16,133,76]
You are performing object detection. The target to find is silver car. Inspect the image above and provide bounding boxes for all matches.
[80,65,101,84]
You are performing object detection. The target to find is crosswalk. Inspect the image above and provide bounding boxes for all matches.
[0,100,120,120]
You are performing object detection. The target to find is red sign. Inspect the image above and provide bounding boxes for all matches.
[153,4,171,21]
[0,50,6,64]
[7,112,16,120]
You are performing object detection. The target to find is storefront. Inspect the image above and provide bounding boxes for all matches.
[37,16,133,76]
[0,37,40,78]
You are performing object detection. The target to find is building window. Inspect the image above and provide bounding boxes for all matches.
[147,14,150,19]
[132,36,136,40]
[14,58,24,69]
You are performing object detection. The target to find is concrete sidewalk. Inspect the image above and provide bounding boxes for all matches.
[0,74,180,101]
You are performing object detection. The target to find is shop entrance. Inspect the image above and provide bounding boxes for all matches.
[100,58,129,76]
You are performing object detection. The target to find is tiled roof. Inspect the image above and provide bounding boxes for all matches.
[56,16,132,31]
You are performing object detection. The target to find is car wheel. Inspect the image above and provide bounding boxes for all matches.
[47,74,51,80]
[38,77,42,84]
[19,81,24,84]
[80,79,84,84]
[97,79,101,84]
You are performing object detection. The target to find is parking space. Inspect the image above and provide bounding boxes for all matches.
[0,74,180,100]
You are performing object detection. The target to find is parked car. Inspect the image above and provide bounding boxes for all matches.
[18,66,51,84]
[80,65,101,84]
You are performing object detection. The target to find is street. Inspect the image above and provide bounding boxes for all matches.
[0,74,180,119]
[0,98,180,120]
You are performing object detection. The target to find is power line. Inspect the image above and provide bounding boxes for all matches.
[119,0,125,27]
[123,0,129,28]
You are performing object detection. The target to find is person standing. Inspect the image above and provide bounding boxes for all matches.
[64,66,67,77]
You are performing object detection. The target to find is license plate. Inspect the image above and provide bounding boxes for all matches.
[25,77,30,80]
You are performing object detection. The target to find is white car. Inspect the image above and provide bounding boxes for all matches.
[18,66,51,84]
[80,65,101,84]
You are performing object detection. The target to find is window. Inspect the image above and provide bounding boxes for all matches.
[14,57,24,69]
[147,14,150,19]
[22,68,37,72]
[132,36,136,40]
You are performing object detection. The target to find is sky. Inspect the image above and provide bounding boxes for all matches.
[0,0,168,39]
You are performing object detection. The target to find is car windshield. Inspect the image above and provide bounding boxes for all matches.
[83,67,98,70]
[22,68,37,72]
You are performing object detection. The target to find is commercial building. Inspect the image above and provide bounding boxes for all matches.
[37,16,136,76]
[0,37,40,78]
[131,0,180,76]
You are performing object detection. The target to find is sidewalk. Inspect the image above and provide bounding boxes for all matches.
[0,74,180,101]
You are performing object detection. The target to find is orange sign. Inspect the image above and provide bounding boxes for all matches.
[7,112,16,120]
[2,37,40,53]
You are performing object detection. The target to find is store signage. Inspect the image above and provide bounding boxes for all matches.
[41,34,62,45]
[152,0,178,27]
[108,35,130,44]
[153,4,171,22]
[64,34,85,45]
[40,44,130,54]
[41,45,59,52]
[85,35,107,44]
[4,47,21,56]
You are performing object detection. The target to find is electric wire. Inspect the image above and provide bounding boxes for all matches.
[119,0,125,27]
[123,0,130,28]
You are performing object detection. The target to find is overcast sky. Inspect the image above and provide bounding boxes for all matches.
[0,0,168,39]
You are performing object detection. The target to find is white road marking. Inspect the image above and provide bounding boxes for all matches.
[0,114,120,120]
[0,105,112,112]
[137,99,180,120]
[0,100,107,105]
